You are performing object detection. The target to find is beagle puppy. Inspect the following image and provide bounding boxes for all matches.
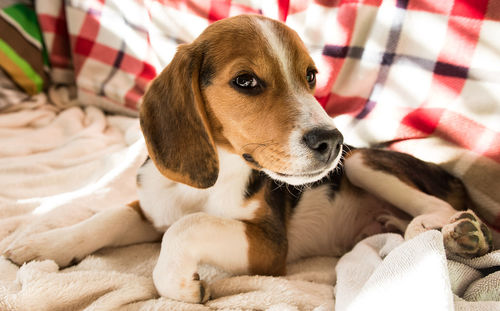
[4,14,493,304]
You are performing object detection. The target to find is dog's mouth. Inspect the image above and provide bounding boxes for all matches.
[274,168,326,179]
[242,144,343,186]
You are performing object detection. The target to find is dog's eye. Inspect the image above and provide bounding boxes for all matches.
[306,69,317,87]
[234,74,258,88]
[231,73,264,95]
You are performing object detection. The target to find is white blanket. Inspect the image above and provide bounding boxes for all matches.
[336,231,500,311]
[0,104,499,310]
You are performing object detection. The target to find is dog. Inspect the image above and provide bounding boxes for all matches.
[3,14,493,304]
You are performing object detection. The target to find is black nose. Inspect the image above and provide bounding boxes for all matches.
[303,128,343,163]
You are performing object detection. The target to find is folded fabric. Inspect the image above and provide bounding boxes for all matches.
[335,231,500,311]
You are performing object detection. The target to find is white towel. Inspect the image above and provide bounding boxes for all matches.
[335,231,500,311]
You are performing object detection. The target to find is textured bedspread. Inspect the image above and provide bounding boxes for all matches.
[1,0,500,310]
[0,103,498,310]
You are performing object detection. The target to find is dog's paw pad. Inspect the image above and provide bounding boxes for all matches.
[442,211,493,258]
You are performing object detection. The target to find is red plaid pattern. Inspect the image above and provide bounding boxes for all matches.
[35,0,73,84]
[35,0,500,228]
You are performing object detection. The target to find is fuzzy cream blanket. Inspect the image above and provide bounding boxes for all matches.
[0,104,499,310]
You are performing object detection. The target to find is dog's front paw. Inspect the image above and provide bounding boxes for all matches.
[3,228,84,267]
[153,265,210,304]
[442,210,493,258]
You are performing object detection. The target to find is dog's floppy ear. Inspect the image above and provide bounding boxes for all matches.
[140,43,219,189]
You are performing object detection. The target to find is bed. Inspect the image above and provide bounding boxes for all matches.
[1,0,499,310]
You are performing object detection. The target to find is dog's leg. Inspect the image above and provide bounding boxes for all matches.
[344,149,492,257]
[3,201,161,267]
[153,212,286,303]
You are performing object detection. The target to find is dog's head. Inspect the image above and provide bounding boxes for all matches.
[141,15,343,188]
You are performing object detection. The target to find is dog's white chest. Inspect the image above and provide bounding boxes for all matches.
[137,149,255,231]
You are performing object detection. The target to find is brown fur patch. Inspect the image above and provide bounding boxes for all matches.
[354,148,470,210]
[242,171,307,276]
[244,190,288,276]
[245,222,287,276]
[127,200,147,221]
[140,43,219,189]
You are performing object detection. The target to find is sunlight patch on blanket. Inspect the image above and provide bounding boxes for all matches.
[16,139,145,215]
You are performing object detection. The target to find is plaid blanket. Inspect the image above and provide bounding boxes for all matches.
[35,0,500,229]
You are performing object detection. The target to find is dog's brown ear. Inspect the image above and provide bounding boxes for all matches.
[140,43,218,189]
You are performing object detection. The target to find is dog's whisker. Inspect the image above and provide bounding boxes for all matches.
[245,140,277,148]
[242,141,276,154]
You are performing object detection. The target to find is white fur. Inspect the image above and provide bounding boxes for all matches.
[138,148,261,302]
[138,148,256,231]
[262,145,343,186]
[4,205,160,267]
[287,184,387,262]
[256,18,294,87]
[154,212,250,303]
[256,18,341,185]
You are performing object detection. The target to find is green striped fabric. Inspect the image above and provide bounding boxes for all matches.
[0,2,49,95]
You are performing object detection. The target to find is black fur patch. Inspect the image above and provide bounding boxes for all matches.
[136,173,143,187]
[244,170,304,212]
[309,156,346,198]
[266,180,303,211]
[245,170,265,199]
[140,156,151,167]
[455,212,476,222]
[244,156,348,211]
[136,157,151,186]
[359,148,461,200]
